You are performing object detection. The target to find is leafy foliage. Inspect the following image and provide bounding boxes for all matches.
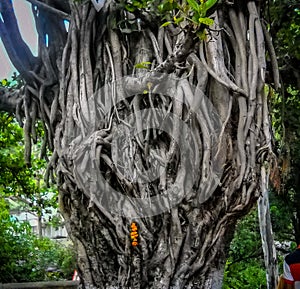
[268,0,300,244]
[223,262,267,289]
[222,209,267,289]
[270,83,300,243]
[0,76,75,282]
[0,75,57,219]
[269,0,300,93]
[0,197,76,282]
[223,190,298,288]
[223,3,300,283]
[0,110,57,218]
[119,0,217,33]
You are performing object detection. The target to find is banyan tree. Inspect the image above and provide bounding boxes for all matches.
[0,0,279,288]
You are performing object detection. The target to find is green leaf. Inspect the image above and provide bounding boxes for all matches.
[135,64,149,69]
[158,3,165,12]
[161,21,172,27]
[197,30,207,40]
[158,1,177,12]
[125,4,136,12]
[132,0,143,8]
[198,17,214,26]
[1,79,8,86]
[204,0,218,11]
[174,16,184,24]
[134,61,152,69]
[264,84,270,97]
[191,12,201,24]
[187,0,199,12]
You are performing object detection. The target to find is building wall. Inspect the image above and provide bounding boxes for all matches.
[10,210,68,239]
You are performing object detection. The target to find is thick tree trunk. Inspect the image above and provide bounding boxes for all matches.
[0,0,278,288]
[60,187,236,289]
[55,2,274,288]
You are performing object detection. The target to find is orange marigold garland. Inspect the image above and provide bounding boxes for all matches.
[130,222,138,246]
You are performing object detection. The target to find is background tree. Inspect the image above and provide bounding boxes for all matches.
[0,77,58,238]
[222,189,300,289]
[269,0,300,244]
[223,208,267,289]
[0,197,76,283]
[0,0,279,288]
[270,0,300,89]
[227,2,300,285]
[0,82,76,282]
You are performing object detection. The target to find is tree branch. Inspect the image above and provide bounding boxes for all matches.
[0,87,22,114]
[25,0,70,20]
[0,0,36,83]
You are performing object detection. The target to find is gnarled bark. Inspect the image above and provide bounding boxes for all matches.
[0,1,278,288]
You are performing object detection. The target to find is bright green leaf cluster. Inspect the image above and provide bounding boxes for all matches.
[134,61,152,69]
[121,0,218,34]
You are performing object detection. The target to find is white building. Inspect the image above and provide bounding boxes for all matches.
[9,199,68,239]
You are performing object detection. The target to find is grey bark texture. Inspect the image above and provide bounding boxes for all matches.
[0,0,279,288]
[258,166,278,289]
